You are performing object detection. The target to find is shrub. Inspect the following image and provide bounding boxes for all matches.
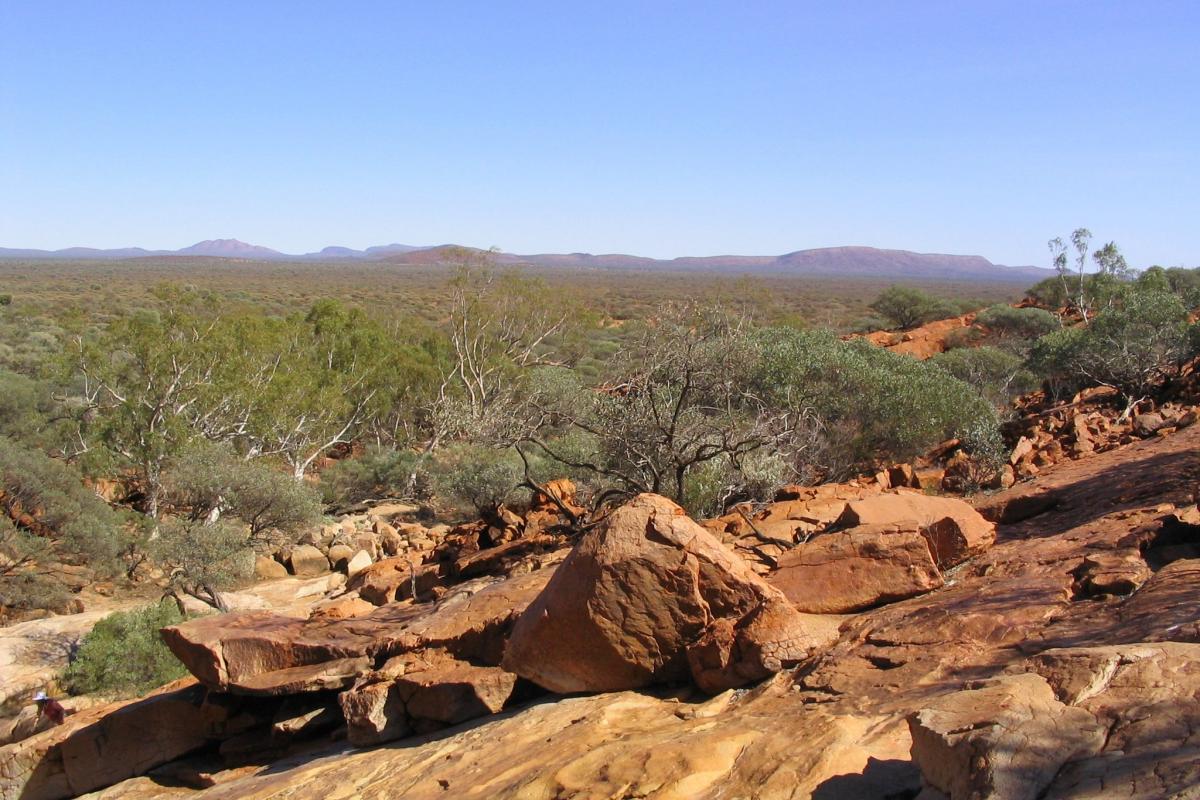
[1164,267,1200,307]
[869,286,957,330]
[1029,288,1191,402]
[429,444,528,515]
[752,328,999,478]
[950,418,1010,493]
[847,315,891,334]
[0,435,124,574]
[974,305,1059,351]
[1028,326,1089,400]
[61,601,188,698]
[1026,276,1069,309]
[681,449,787,518]
[931,347,1037,409]
[152,518,254,609]
[163,442,322,545]
[320,445,428,506]
[0,518,71,614]
[943,326,984,350]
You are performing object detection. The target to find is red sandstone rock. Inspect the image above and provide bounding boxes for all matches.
[340,651,517,745]
[350,557,442,605]
[287,545,330,578]
[686,596,840,693]
[836,492,995,567]
[768,524,943,613]
[503,494,827,693]
[908,673,1106,799]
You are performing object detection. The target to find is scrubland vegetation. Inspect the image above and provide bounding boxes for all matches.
[1,244,1198,638]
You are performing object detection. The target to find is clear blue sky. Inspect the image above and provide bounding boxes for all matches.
[2,1,1197,267]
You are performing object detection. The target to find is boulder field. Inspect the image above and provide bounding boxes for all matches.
[3,426,1200,799]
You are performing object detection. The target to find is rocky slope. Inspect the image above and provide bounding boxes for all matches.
[2,418,1198,799]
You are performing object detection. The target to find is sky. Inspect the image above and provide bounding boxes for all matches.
[1,1,1197,267]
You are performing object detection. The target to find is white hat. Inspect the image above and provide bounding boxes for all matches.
[33,691,48,702]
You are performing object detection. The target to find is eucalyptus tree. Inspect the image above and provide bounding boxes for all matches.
[74,287,238,517]
[429,251,582,450]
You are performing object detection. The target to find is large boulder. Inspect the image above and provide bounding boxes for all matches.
[503,493,833,694]
[160,611,380,692]
[769,523,943,613]
[836,492,995,568]
[254,555,288,581]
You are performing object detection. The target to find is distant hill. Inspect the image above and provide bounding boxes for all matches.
[0,240,1051,282]
[398,245,1049,282]
[176,239,284,258]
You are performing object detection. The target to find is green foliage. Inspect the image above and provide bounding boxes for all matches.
[0,517,70,614]
[1025,276,1069,309]
[753,328,999,477]
[76,289,444,512]
[1163,267,1200,307]
[152,517,254,602]
[0,435,124,569]
[320,445,428,506]
[681,449,787,519]
[0,294,11,306]
[0,369,57,447]
[931,346,1036,409]
[1028,326,1088,399]
[1136,266,1172,294]
[429,443,528,514]
[163,441,322,543]
[1030,288,1191,401]
[952,418,1010,493]
[531,307,770,507]
[943,326,985,351]
[869,286,957,330]
[974,305,1059,351]
[61,601,188,698]
[847,315,891,334]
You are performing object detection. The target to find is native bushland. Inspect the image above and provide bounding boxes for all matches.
[1,247,1197,618]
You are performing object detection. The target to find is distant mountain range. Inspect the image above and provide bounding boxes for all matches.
[0,239,1051,282]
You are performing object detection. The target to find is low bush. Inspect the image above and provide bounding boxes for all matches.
[753,328,999,478]
[61,601,188,698]
[931,346,1037,409]
[0,436,124,567]
[320,445,429,506]
[974,305,1059,352]
[869,286,957,330]
[164,441,322,544]
[1030,288,1191,402]
[429,444,530,515]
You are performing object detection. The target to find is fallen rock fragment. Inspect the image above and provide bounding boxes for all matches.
[687,596,840,693]
[768,523,943,613]
[836,492,995,567]
[908,673,1105,800]
[1070,548,1151,598]
[287,545,330,578]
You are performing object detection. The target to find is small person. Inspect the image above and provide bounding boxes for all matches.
[32,691,65,726]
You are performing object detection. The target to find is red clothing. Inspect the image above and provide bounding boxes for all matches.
[37,698,65,725]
